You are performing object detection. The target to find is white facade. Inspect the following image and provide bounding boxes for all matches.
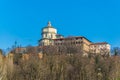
[90,42,111,55]
[39,21,57,46]
[39,21,111,55]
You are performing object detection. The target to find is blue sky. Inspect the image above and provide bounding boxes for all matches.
[0,0,120,49]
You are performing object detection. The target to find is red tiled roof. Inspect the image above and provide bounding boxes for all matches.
[90,42,108,45]
[53,36,92,42]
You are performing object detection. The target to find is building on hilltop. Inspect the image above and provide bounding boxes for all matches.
[90,42,110,55]
[8,21,111,59]
[39,21,111,56]
[39,21,63,46]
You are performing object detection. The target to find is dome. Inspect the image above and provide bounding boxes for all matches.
[42,21,57,34]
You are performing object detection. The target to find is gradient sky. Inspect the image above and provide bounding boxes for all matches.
[0,0,120,49]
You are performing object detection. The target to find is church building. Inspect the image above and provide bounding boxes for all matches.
[39,21,63,46]
[39,21,111,56]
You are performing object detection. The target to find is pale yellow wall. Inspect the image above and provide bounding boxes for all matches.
[89,44,111,54]
[82,38,92,53]
[43,33,56,39]
[41,26,57,46]
[83,44,89,52]
[41,39,54,46]
[22,54,29,60]
[43,28,57,34]
[38,53,43,59]
[42,28,57,39]
[22,53,43,60]
[82,38,92,45]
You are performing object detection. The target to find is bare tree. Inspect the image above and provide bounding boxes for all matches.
[26,45,36,54]
[113,47,120,56]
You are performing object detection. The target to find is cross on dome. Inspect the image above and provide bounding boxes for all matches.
[48,21,51,27]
